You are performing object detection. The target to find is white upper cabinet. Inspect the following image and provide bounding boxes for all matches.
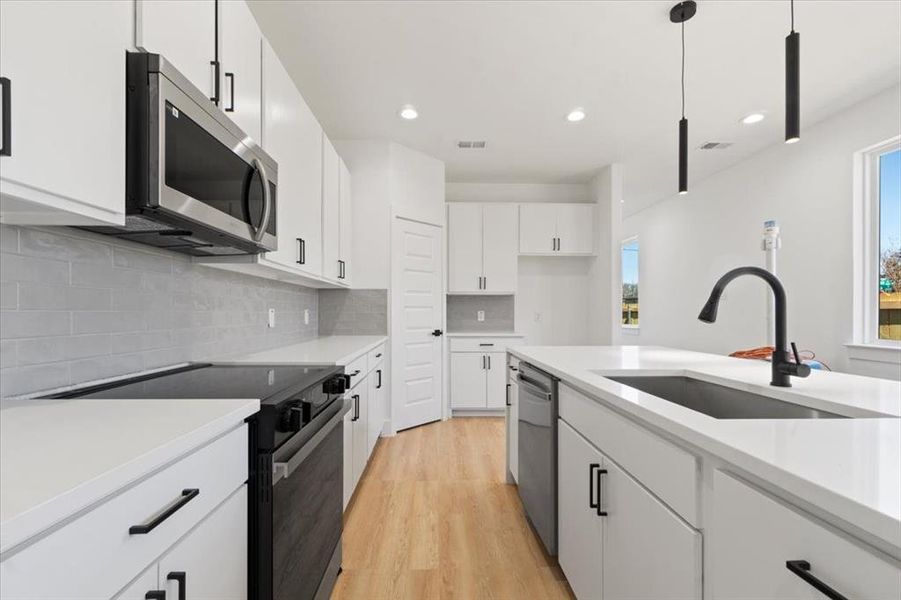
[0,0,130,226]
[518,204,558,254]
[135,0,216,101]
[519,203,595,255]
[447,203,517,294]
[482,204,518,292]
[261,41,323,277]
[322,135,342,283]
[339,159,353,287]
[219,0,262,143]
[447,204,483,293]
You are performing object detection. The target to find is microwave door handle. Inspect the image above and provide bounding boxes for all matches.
[250,157,272,243]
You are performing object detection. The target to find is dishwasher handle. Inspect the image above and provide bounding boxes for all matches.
[517,373,553,400]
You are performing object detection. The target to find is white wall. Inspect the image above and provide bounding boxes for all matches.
[618,85,901,380]
[391,143,446,226]
[588,164,623,345]
[516,256,593,345]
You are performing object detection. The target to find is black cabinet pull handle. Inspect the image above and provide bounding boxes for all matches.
[224,72,235,112]
[146,592,166,600]
[506,383,511,406]
[129,489,200,534]
[377,369,382,389]
[296,238,305,264]
[166,572,186,600]
[210,61,220,105]
[487,355,491,369]
[785,560,848,600]
[482,355,486,370]
[589,463,600,510]
[375,353,382,358]
[352,394,360,421]
[595,468,608,516]
[0,77,10,156]
[479,343,494,347]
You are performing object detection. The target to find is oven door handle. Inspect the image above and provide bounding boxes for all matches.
[250,157,272,243]
[272,397,351,484]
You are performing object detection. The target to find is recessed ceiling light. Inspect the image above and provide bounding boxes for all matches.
[399,105,418,120]
[741,112,766,125]
[566,108,586,122]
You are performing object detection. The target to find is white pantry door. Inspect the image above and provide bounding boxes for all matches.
[392,217,444,431]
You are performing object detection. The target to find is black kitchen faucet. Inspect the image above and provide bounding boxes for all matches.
[698,266,810,387]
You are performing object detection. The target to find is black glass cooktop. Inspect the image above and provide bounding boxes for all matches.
[45,363,342,406]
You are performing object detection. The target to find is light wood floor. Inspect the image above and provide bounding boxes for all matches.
[332,417,574,600]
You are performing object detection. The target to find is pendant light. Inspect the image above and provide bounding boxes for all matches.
[671,1,696,195]
[785,0,800,143]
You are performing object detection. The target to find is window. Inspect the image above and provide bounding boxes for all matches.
[621,238,639,328]
[878,147,901,341]
[852,136,901,355]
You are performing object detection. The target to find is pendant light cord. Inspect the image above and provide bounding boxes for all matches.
[790,0,795,32]
[681,19,686,119]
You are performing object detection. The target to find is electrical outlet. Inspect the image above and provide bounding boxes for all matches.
[303,309,310,325]
[534,312,542,322]
[477,310,485,322]
[268,308,276,328]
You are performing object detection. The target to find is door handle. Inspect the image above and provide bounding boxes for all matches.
[129,489,200,534]
[785,560,848,600]
[224,72,235,112]
[166,572,186,600]
[431,329,443,337]
[0,77,10,156]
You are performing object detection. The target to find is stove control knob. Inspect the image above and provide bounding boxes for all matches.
[322,376,347,395]
[277,405,303,433]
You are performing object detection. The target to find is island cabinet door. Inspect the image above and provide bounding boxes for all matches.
[603,458,702,600]
[558,419,604,600]
[711,470,901,600]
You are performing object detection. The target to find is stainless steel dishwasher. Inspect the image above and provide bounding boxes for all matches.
[517,362,558,555]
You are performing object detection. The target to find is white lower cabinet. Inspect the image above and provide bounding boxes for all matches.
[558,417,701,600]
[1,425,248,600]
[558,419,603,600]
[711,470,901,600]
[117,486,248,600]
[450,337,522,410]
[506,357,519,482]
[342,349,387,509]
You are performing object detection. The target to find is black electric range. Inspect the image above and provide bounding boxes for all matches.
[45,363,351,600]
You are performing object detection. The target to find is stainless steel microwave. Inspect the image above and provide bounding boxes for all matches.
[85,52,277,256]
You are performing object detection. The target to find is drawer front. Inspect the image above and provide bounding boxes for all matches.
[712,470,901,599]
[449,336,523,353]
[345,354,367,389]
[0,425,248,600]
[367,343,386,373]
[559,383,699,525]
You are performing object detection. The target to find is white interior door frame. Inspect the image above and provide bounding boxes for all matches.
[389,211,447,435]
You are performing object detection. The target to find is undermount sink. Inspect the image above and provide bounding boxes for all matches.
[605,375,848,420]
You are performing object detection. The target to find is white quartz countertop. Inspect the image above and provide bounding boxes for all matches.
[508,345,901,551]
[215,335,387,366]
[0,397,258,556]
[446,332,524,338]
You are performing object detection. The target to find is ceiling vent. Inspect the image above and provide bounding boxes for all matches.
[698,141,733,150]
[457,140,487,149]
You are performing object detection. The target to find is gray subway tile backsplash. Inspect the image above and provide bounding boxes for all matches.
[447,295,515,332]
[319,289,388,335]
[0,224,319,397]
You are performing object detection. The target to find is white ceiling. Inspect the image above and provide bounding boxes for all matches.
[250,1,901,215]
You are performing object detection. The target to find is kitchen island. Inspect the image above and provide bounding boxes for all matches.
[508,345,901,600]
